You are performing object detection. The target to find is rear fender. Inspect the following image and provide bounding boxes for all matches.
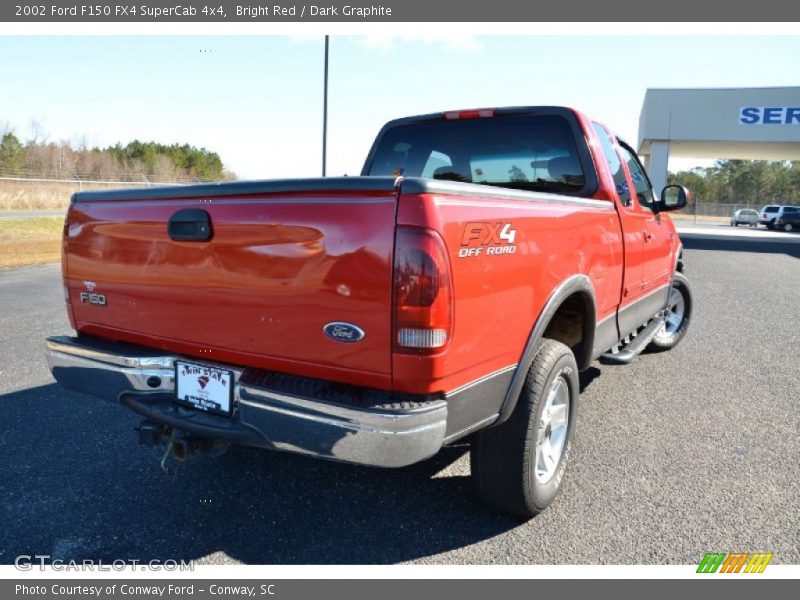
[493,274,596,426]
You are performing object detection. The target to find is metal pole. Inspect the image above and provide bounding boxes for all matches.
[322,35,329,177]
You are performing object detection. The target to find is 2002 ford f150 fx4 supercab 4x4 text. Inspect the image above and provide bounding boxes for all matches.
[46,106,693,517]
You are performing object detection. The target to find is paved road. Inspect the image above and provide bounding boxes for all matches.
[0,210,65,220]
[675,221,800,242]
[1,236,798,565]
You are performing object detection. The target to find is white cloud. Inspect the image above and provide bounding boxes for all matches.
[287,34,324,45]
[357,34,484,53]
[287,33,484,53]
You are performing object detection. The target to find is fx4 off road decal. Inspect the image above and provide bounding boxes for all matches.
[459,222,518,258]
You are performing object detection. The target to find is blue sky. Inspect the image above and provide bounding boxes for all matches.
[2,35,799,179]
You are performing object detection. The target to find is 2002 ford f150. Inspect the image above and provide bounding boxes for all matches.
[46,106,692,517]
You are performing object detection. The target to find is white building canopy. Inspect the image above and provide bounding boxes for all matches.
[637,87,800,193]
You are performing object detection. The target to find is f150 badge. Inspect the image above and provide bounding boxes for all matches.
[323,322,365,343]
[80,281,107,306]
[459,222,518,258]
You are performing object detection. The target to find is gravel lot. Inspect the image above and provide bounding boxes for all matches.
[1,230,798,565]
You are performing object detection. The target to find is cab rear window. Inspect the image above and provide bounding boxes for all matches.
[366,115,589,196]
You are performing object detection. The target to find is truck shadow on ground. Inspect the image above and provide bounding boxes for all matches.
[1,383,536,565]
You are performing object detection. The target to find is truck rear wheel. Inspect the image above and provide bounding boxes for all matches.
[470,339,578,519]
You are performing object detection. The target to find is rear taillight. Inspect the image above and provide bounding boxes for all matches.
[393,227,453,354]
[62,216,76,330]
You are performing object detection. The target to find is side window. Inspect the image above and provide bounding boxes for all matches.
[379,142,411,176]
[618,144,657,211]
[421,150,453,178]
[592,123,631,206]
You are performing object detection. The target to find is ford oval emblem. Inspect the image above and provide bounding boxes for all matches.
[323,322,365,343]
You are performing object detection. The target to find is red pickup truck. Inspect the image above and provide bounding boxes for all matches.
[46,106,692,517]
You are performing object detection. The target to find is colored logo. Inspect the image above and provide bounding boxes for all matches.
[697,552,773,574]
[323,322,365,343]
[197,375,209,390]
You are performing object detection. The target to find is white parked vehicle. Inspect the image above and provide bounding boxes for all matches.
[731,208,759,227]
[759,205,781,228]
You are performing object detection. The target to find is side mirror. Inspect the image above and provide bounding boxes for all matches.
[657,184,690,212]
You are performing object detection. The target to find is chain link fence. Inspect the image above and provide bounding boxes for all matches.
[0,175,776,220]
[0,167,206,184]
[668,202,765,224]
[0,174,194,211]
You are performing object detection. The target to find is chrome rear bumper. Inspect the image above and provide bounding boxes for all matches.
[45,335,447,468]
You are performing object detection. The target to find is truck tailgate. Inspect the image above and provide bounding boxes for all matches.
[64,178,398,385]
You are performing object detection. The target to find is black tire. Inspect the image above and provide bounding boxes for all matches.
[647,271,692,352]
[470,339,578,519]
[784,223,794,232]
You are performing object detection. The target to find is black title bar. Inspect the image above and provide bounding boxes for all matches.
[4,0,800,21]
[4,579,798,600]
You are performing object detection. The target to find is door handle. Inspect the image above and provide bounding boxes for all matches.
[168,208,213,241]
[644,232,655,243]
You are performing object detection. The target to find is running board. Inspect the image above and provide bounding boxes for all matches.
[601,316,666,365]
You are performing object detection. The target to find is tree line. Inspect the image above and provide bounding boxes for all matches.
[0,130,234,182]
[668,160,800,206]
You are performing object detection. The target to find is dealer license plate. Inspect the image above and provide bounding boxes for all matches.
[175,360,234,416]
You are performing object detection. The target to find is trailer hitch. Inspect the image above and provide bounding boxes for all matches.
[135,420,228,473]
